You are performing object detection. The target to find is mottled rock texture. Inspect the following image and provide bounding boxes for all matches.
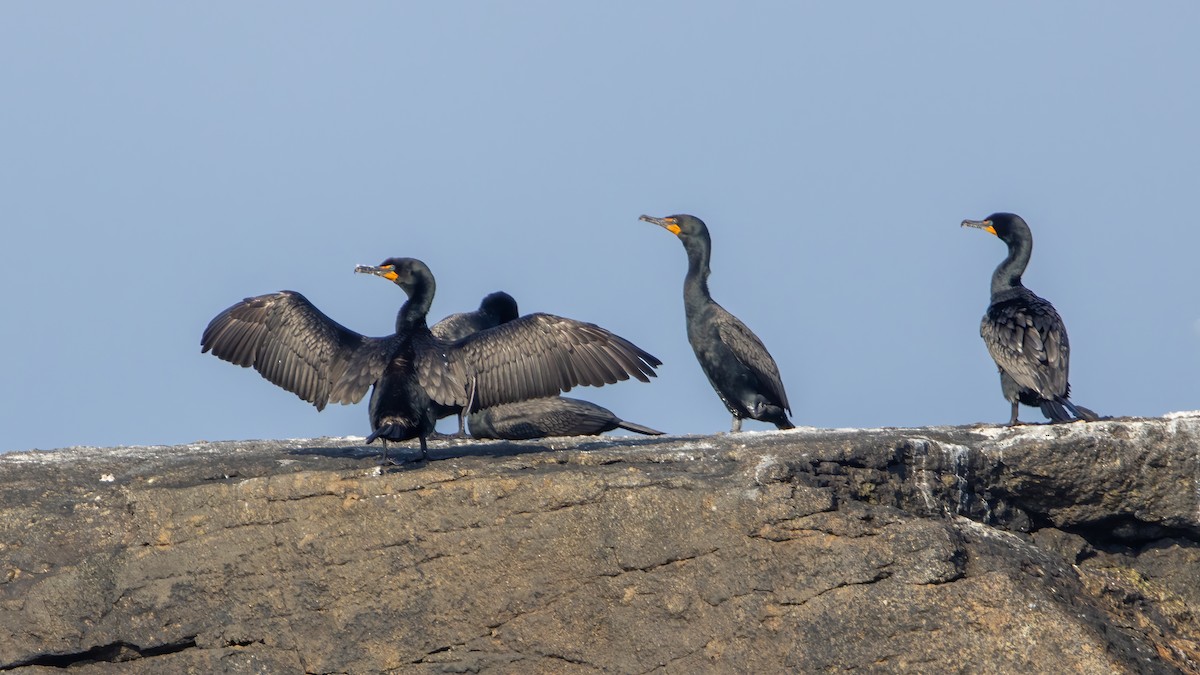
[1,415,1198,673]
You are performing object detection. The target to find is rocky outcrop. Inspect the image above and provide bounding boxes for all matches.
[1,415,1198,673]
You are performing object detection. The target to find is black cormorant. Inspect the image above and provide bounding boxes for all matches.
[430,291,519,343]
[201,258,662,460]
[428,291,520,435]
[467,396,664,440]
[640,214,794,432]
[432,290,666,440]
[962,213,1098,425]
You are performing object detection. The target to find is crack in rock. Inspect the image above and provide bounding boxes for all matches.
[0,637,198,670]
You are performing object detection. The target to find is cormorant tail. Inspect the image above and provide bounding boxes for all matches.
[366,424,406,445]
[1039,399,1073,423]
[1060,398,1099,422]
[616,420,666,436]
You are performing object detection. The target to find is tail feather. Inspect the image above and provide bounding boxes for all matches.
[616,420,665,436]
[1042,397,1099,423]
[366,423,407,445]
[1060,398,1099,422]
[1039,399,1073,423]
[365,424,428,462]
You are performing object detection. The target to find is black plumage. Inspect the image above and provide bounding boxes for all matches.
[963,213,1098,425]
[431,291,519,343]
[201,258,662,459]
[468,396,664,440]
[640,214,794,432]
[428,291,520,434]
[431,290,665,440]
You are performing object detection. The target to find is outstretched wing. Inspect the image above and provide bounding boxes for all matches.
[412,331,470,409]
[201,291,394,409]
[436,313,662,409]
[715,309,791,413]
[980,293,1070,399]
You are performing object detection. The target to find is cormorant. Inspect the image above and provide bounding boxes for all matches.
[467,396,664,440]
[640,214,794,432]
[431,291,519,343]
[432,290,666,440]
[428,291,520,435]
[962,213,1098,425]
[201,258,662,460]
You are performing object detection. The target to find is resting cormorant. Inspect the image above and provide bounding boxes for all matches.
[431,291,519,343]
[962,213,1098,425]
[432,291,665,440]
[468,396,664,440]
[428,291,520,435]
[640,214,794,432]
[201,258,662,460]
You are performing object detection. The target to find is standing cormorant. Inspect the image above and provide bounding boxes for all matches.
[962,213,1098,425]
[467,396,664,440]
[640,214,794,432]
[201,258,662,460]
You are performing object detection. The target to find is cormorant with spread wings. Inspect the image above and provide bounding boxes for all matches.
[201,257,661,460]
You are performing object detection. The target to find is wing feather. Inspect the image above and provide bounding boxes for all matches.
[413,333,470,407]
[714,310,791,413]
[201,291,393,409]
[446,313,661,409]
[980,291,1070,399]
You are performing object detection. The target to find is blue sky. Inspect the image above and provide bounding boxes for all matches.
[3,3,1198,452]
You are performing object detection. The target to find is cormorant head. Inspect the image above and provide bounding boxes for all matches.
[961,212,1031,246]
[355,257,433,295]
[480,291,519,323]
[639,213,709,241]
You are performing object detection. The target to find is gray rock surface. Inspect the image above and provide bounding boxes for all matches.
[1,415,1198,673]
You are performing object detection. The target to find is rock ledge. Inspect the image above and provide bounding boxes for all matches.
[2,416,1198,673]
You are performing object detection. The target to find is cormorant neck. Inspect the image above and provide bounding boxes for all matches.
[991,235,1031,298]
[396,275,435,333]
[682,236,713,311]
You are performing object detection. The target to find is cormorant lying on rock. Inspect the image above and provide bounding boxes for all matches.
[432,291,664,440]
[468,396,664,440]
[429,291,519,435]
[431,291,519,342]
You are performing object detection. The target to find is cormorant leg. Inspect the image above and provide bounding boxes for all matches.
[731,416,742,433]
[455,376,477,438]
[1007,402,1021,427]
[379,439,391,466]
[418,435,429,461]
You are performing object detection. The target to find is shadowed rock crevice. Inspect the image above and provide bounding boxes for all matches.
[0,637,198,670]
[1,415,1197,673]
